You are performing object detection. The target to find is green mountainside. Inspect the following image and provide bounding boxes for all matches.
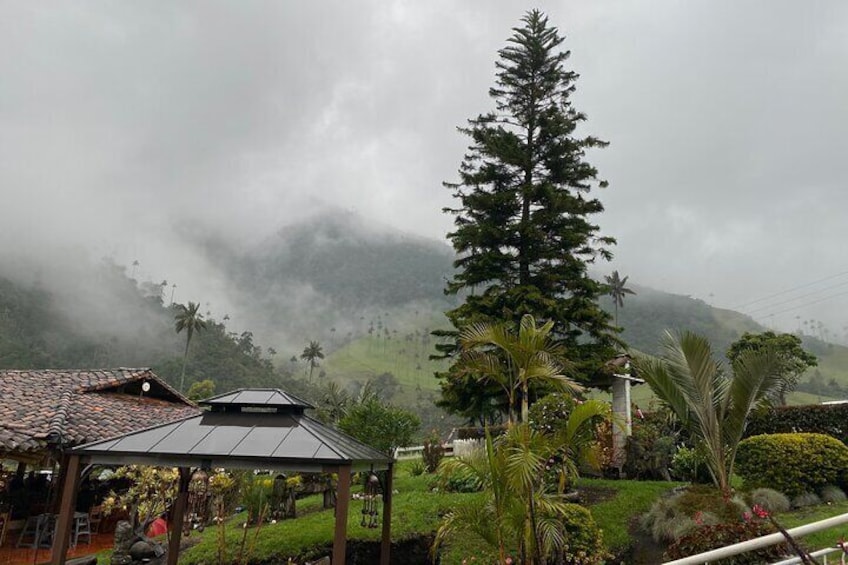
[1,211,846,408]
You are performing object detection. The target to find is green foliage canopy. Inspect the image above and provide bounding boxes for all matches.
[437,9,617,422]
[727,331,817,405]
[338,399,420,455]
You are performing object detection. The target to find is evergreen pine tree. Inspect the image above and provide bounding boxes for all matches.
[437,10,617,419]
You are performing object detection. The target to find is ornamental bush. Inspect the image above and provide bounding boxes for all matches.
[528,393,577,435]
[664,519,789,564]
[736,433,848,497]
[556,503,607,565]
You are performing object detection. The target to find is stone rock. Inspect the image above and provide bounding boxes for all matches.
[129,540,157,560]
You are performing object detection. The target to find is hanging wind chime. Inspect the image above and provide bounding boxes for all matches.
[360,471,380,528]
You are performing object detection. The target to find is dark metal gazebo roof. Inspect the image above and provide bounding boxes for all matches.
[53,388,396,565]
[70,388,392,472]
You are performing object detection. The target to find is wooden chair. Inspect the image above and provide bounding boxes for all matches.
[88,505,104,533]
[0,508,10,548]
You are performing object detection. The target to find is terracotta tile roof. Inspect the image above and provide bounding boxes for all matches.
[0,368,200,458]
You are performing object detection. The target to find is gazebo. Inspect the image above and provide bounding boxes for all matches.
[51,389,395,565]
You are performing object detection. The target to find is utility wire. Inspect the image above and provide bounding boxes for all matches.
[755,289,848,318]
[734,269,848,310]
[744,278,848,315]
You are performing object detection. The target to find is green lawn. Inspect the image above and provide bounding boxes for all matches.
[579,477,683,551]
[781,500,848,552]
[174,463,680,564]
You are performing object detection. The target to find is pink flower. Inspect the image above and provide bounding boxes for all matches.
[752,504,769,519]
[693,511,704,526]
[742,511,752,522]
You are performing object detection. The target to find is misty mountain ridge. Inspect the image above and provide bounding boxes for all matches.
[1,208,847,401]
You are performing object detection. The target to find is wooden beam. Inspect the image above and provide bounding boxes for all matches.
[167,467,192,565]
[50,454,82,565]
[332,466,352,565]
[380,462,394,565]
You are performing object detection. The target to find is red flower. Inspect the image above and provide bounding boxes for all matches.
[752,504,769,519]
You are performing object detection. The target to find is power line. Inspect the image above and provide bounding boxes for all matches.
[755,289,848,318]
[744,278,848,315]
[734,269,848,310]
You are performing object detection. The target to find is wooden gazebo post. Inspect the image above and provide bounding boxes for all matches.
[167,467,192,565]
[51,454,82,565]
[380,461,394,565]
[332,465,352,564]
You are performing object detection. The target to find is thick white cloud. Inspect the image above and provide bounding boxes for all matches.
[1,0,847,334]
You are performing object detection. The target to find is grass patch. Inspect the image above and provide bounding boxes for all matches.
[180,468,483,565]
[580,477,683,551]
[779,500,848,551]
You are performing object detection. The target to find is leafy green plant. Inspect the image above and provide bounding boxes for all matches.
[670,446,712,484]
[637,331,783,496]
[455,314,580,425]
[624,410,678,481]
[434,458,483,493]
[338,398,420,455]
[736,433,848,496]
[408,458,425,477]
[433,425,607,564]
[241,474,274,524]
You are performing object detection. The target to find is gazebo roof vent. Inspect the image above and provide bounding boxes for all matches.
[199,388,315,414]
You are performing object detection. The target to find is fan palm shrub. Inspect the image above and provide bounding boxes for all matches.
[636,331,781,496]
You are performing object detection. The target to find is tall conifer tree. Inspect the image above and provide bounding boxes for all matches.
[437,10,617,419]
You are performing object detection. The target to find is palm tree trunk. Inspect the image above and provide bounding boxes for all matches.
[521,380,530,424]
[179,336,191,392]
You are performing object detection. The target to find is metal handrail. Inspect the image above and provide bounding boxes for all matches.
[663,513,848,565]
[771,545,846,565]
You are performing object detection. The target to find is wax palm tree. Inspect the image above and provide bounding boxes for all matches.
[457,315,580,424]
[300,341,324,381]
[174,301,207,392]
[604,270,635,327]
[636,331,781,496]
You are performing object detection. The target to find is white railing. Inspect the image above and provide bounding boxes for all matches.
[663,513,848,564]
[771,545,847,565]
[395,439,480,460]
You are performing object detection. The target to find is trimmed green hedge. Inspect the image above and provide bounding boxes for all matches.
[736,433,848,497]
[746,404,848,445]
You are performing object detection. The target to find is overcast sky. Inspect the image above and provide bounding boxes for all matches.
[2,1,847,336]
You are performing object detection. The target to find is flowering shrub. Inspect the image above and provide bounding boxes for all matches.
[665,506,791,564]
[528,393,577,435]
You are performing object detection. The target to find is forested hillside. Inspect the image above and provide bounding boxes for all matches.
[2,211,847,407]
[0,263,280,393]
